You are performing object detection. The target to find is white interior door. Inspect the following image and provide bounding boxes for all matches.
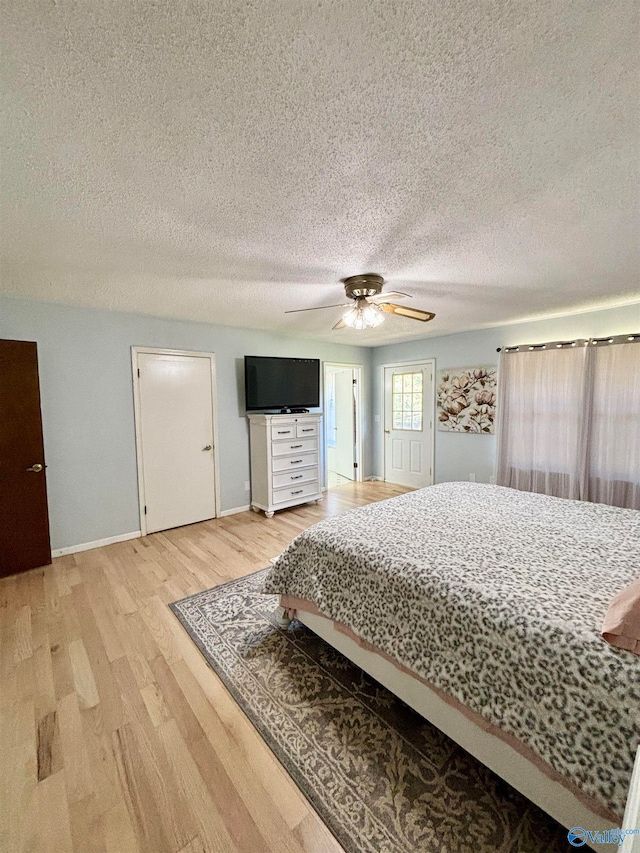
[384,362,434,488]
[334,369,355,480]
[135,351,217,533]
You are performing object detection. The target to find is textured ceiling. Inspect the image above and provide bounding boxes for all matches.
[1,1,639,346]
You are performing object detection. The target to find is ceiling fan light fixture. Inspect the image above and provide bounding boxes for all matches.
[342,300,384,329]
[286,273,434,330]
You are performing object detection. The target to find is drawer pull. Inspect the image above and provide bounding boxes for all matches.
[290,459,303,464]
[291,474,303,480]
[291,443,303,448]
[291,489,304,495]
[277,430,290,434]
[301,428,314,432]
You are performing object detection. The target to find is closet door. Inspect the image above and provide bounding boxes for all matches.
[133,349,218,534]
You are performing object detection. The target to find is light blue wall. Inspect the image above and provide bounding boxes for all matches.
[0,296,372,550]
[371,303,640,484]
[2,294,638,551]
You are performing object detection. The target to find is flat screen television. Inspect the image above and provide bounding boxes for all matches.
[244,356,320,412]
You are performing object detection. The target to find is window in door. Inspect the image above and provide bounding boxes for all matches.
[392,372,423,431]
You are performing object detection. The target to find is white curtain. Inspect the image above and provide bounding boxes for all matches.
[496,339,640,509]
[587,342,640,508]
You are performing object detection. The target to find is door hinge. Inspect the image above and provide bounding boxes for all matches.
[144,505,147,514]
[353,462,358,469]
[353,378,357,385]
[137,368,140,378]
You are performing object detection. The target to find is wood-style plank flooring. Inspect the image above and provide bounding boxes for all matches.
[0,481,410,853]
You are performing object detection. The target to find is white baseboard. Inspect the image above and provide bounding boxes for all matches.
[219,504,251,517]
[52,530,141,558]
[367,476,384,482]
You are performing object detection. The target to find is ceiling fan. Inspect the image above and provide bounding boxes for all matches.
[285,274,436,330]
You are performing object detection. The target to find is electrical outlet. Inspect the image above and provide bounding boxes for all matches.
[469,473,476,482]
[244,480,251,491]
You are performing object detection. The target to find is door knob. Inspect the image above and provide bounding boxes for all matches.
[26,463,44,472]
[202,445,212,451]
[384,429,390,434]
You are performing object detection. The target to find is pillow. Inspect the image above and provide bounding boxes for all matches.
[602,578,640,656]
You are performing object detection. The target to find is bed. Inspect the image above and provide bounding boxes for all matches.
[263,482,640,851]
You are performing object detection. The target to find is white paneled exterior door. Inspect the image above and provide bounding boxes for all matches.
[134,349,218,534]
[334,369,355,480]
[383,362,434,488]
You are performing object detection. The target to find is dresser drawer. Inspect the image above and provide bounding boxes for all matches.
[296,422,319,438]
[272,451,318,473]
[273,480,319,505]
[271,437,317,457]
[270,423,296,440]
[273,468,318,489]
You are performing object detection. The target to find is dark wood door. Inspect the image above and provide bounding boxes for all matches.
[0,339,51,576]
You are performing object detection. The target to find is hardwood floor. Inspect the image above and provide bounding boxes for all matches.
[0,481,410,853]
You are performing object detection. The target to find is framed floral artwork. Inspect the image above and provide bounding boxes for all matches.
[436,366,497,433]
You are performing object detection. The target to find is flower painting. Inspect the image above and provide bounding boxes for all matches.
[437,366,497,433]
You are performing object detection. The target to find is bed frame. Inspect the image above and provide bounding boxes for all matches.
[280,604,640,853]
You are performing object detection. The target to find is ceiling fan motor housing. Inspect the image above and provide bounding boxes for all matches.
[343,273,384,300]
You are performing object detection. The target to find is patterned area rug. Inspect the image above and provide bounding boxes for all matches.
[170,569,570,853]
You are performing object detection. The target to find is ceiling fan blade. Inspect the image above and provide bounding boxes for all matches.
[366,291,411,302]
[285,303,350,314]
[379,303,436,322]
[332,318,347,330]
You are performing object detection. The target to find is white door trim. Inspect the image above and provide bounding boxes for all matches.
[131,346,221,535]
[381,359,436,486]
[322,362,364,485]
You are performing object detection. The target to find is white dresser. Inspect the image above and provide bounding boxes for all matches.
[248,413,323,517]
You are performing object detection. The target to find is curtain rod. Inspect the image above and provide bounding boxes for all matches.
[496,333,639,353]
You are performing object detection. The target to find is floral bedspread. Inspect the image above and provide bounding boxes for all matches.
[263,482,640,818]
